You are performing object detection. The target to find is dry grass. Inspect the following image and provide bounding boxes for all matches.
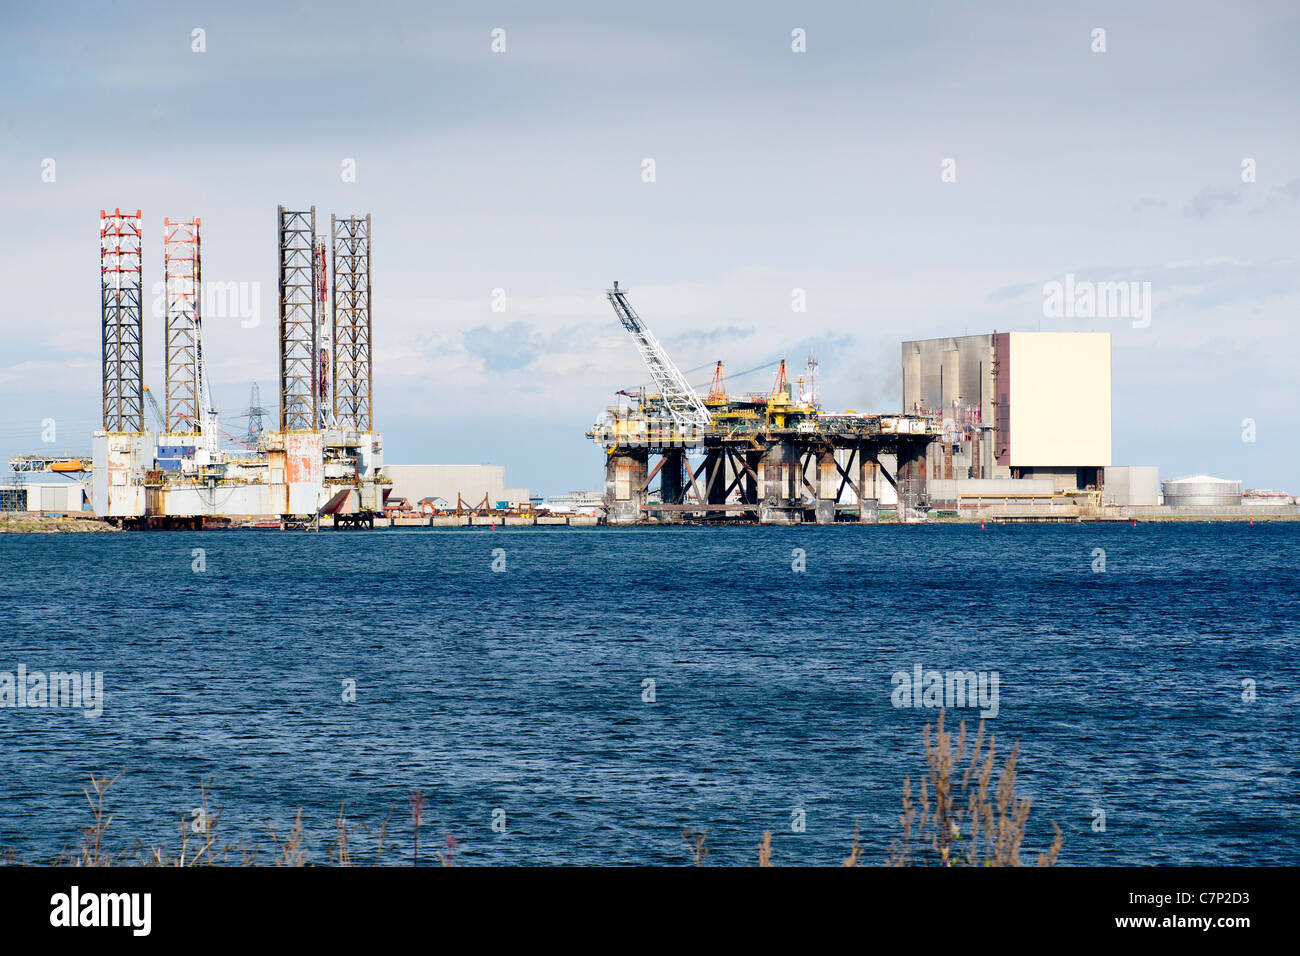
[842,821,863,867]
[408,790,426,867]
[18,716,1062,866]
[266,809,308,867]
[437,833,458,867]
[77,772,123,865]
[681,826,709,866]
[888,709,1063,867]
[21,774,411,867]
[143,777,227,866]
[327,802,397,865]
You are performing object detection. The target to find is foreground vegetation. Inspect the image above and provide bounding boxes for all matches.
[7,711,1060,866]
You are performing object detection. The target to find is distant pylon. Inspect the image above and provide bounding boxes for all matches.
[245,382,267,446]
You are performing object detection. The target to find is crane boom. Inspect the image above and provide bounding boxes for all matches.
[143,386,165,432]
[195,320,220,455]
[606,281,709,430]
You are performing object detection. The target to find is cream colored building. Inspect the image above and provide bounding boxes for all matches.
[902,332,1111,491]
[385,464,530,509]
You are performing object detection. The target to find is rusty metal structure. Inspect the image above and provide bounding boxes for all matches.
[100,208,144,433]
[589,283,940,524]
[91,206,389,527]
[313,236,330,424]
[331,214,372,431]
[278,206,318,431]
[162,217,201,434]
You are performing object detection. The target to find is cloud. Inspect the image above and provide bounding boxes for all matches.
[664,325,754,350]
[1182,185,1245,219]
[461,321,541,373]
[985,281,1036,303]
[1132,197,1168,214]
[1262,178,1300,208]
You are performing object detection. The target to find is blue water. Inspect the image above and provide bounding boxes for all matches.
[1,524,1296,865]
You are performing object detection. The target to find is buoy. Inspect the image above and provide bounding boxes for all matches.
[1132,518,1137,527]
[980,520,984,529]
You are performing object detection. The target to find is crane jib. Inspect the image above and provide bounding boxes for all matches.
[606,284,710,431]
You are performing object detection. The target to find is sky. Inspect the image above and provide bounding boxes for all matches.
[1,0,1297,495]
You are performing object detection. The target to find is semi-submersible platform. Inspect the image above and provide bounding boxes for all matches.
[588,283,941,525]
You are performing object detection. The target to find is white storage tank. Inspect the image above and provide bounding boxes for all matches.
[1161,474,1242,507]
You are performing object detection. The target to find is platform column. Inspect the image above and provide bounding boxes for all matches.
[815,448,837,524]
[705,449,728,516]
[898,439,928,522]
[659,448,685,524]
[740,450,761,506]
[858,443,880,523]
[604,448,648,525]
[758,441,799,525]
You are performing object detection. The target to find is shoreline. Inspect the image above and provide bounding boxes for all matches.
[0,514,119,534]
[3,511,1298,532]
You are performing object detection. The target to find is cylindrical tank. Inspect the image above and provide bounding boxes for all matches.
[1161,475,1242,507]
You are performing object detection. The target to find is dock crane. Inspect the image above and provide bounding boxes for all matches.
[606,281,710,431]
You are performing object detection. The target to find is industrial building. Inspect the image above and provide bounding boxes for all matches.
[385,465,530,512]
[0,477,90,514]
[1102,466,1160,507]
[901,332,1112,492]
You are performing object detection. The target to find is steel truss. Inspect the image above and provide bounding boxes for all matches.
[163,217,201,434]
[278,206,317,430]
[332,214,372,431]
[101,208,144,432]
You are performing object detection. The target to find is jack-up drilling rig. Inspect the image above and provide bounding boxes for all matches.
[90,206,388,527]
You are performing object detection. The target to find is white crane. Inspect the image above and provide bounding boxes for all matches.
[606,281,710,430]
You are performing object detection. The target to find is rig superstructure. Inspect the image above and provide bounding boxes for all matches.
[88,206,388,528]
